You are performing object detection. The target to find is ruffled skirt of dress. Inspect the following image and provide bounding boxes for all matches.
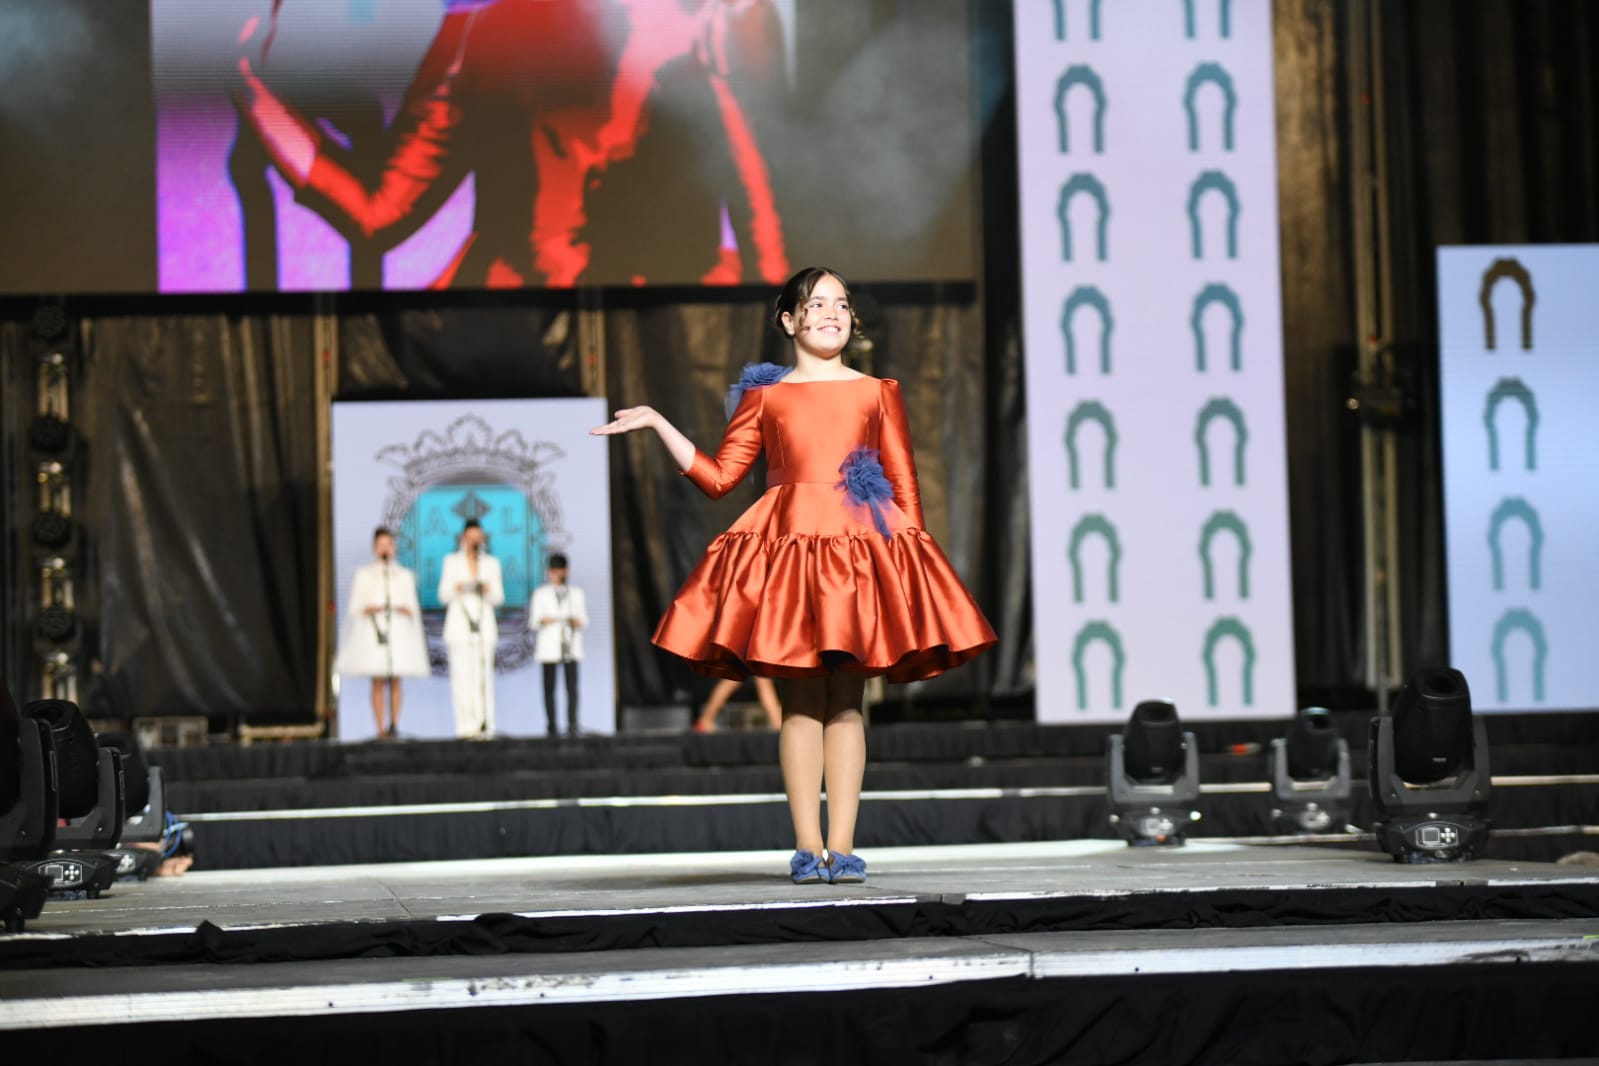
[653,483,997,682]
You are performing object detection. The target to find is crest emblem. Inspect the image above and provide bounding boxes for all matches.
[374,414,569,672]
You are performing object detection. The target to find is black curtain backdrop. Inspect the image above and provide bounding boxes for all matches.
[336,302,581,400]
[1272,3,1363,692]
[77,314,320,720]
[5,2,1599,720]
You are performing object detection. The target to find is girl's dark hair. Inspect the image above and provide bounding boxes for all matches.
[372,526,394,543]
[771,266,863,339]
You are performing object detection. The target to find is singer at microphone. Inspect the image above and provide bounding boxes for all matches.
[440,518,504,739]
[530,552,588,737]
[334,527,428,739]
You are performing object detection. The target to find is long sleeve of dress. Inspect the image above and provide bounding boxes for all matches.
[287,13,474,249]
[877,379,925,529]
[683,387,766,499]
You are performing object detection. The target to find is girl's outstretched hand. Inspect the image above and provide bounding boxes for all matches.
[591,406,660,435]
[591,404,697,471]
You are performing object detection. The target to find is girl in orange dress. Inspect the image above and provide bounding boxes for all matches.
[592,267,995,883]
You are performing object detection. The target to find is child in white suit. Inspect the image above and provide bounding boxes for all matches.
[529,553,587,736]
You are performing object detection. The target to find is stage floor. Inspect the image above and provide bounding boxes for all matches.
[5,841,1599,1061]
[11,839,1599,937]
[4,915,1597,1030]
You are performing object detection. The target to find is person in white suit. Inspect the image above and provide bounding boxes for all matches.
[529,552,588,736]
[335,527,429,739]
[438,519,504,738]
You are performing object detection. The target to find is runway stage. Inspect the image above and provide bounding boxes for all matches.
[4,841,1598,1064]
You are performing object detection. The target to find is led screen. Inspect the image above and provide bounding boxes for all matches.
[152,0,976,292]
[1438,246,1599,712]
[0,0,974,295]
[1016,0,1296,723]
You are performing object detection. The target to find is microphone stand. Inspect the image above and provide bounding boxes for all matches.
[382,560,394,684]
[468,550,488,737]
[557,586,574,736]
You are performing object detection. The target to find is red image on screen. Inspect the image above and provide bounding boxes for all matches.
[216,0,787,290]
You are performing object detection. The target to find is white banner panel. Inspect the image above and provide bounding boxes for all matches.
[1438,246,1599,712]
[331,398,615,738]
[1016,0,1295,722]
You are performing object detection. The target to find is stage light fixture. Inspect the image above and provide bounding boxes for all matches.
[14,700,123,898]
[34,558,82,694]
[36,461,72,522]
[30,304,67,342]
[39,652,78,704]
[1,687,59,862]
[97,731,171,881]
[31,510,73,550]
[0,865,49,933]
[24,700,100,819]
[1106,699,1202,846]
[27,414,71,456]
[1269,707,1351,834]
[33,604,79,647]
[1369,668,1491,863]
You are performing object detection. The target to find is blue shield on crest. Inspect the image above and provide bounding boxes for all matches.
[402,483,546,610]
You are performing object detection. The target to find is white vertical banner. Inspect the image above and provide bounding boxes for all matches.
[1438,246,1599,712]
[331,399,615,739]
[1017,0,1296,723]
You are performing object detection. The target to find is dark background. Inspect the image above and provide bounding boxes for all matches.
[4,0,1599,723]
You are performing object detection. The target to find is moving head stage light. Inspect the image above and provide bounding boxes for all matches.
[2,682,54,932]
[1270,707,1352,834]
[13,700,122,898]
[1107,700,1202,846]
[1369,668,1491,863]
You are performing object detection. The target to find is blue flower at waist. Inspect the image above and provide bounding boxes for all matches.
[724,362,792,419]
[836,447,895,539]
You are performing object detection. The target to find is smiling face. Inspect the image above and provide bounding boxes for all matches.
[373,532,396,561]
[780,272,854,359]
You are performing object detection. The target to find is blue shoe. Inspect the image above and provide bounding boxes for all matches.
[826,852,867,884]
[790,850,826,884]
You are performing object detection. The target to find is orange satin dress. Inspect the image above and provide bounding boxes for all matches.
[653,374,997,682]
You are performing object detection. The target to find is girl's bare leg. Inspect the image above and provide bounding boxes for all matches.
[779,677,828,855]
[821,673,868,857]
[388,679,403,736]
[754,676,783,729]
[694,677,741,731]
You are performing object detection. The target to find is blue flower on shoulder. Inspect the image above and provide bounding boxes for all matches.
[724,362,793,419]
